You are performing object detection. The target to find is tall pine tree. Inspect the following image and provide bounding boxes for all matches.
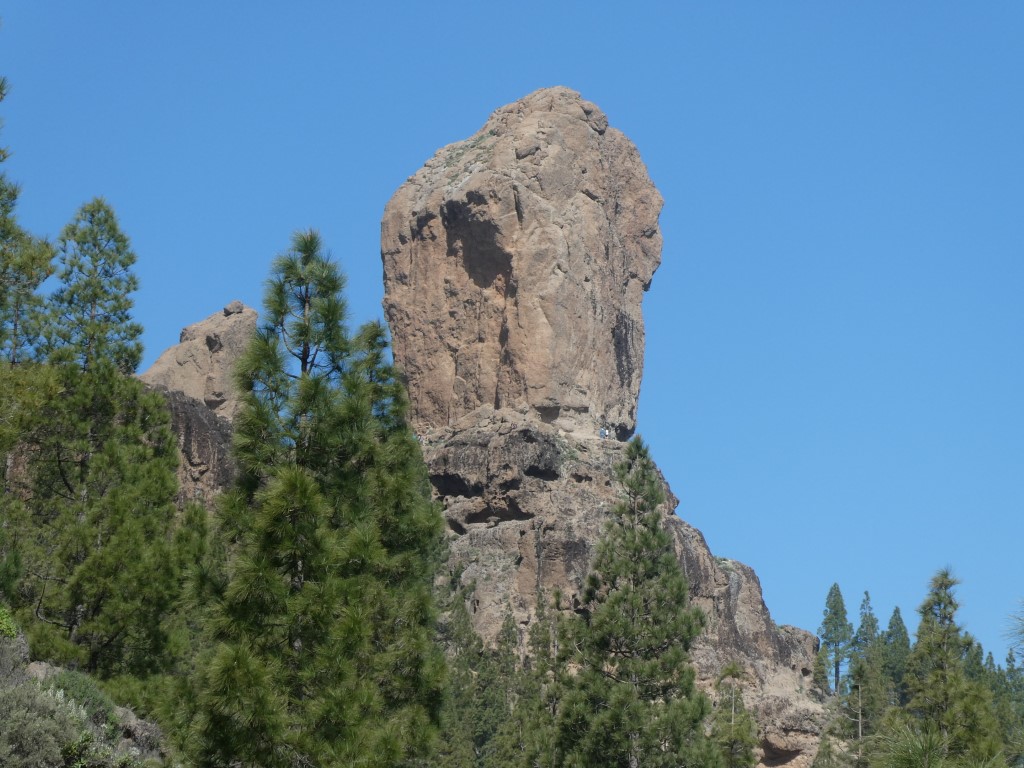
[881,607,911,707]
[187,230,444,767]
[819,583,853,694]
[553,438,721,768]
[900,569,1004,763]
[0,82,53,365]
[8,198,180,676]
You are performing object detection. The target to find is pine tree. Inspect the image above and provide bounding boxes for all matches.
[840,592,892,764]
[989,651,1024,765]
[851,592,879,656]
[0,97,53,365]
[554,438,721,768]
[901,568,1004,763]
[819,583,853,693]
[45,198,142,373]
[7,200,180,675]
[881,607,911,706]
[188,230,444,767]
[843,648,892,765]
[0,72,54,457]
[484,593,561,768]
[711,662,758,768]
[433,592,520,768]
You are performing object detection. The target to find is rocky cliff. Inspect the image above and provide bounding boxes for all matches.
[140,301,256,505]
[383,87,825,767]
[382,87,661,440]
[141,300,257,423]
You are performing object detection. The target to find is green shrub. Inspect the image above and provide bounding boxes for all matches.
[0,682,78,768]
[46,669,119,735]
[0,603,16,638]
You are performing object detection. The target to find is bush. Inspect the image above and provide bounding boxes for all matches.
[0,681,78,768]
[0,603,17,638]
[46,669,119,735]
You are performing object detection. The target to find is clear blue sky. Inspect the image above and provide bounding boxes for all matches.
[3,4,1022,661]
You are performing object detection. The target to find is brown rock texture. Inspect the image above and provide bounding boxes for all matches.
[140,301,256,506]
[382,86,663,439]
[140,300,257,423]
[384,88,825,767]
[153,388,235,508]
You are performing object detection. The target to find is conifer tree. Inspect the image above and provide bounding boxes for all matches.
[188,230,443,767]
[819,583,853,693]
[433,593,520,768]
[843,649,892,764]
[901,569,1004,763]
[45,198,142,372]
[833,593,891,765]
[554,438,720,768]
[0,99,53,365]
[711,662,758,768]
[484,593,561,768]
[0,72,54,457]
[881,607,911,706]
[852,592,879,655]
[7,199,180,675]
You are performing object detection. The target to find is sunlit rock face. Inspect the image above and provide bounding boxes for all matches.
[140,301,256,505]
[140,300,257,424]
[382,86,663,440]
[382,88,825,767]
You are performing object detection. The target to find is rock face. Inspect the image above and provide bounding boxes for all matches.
[383,88,825,767]
[140,300,257,423]
[382,86,663,440]
[155,388,236,508]
[140,301,256,505]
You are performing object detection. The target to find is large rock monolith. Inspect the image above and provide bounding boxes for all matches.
[382,86,662,440]
[382,87,825,767]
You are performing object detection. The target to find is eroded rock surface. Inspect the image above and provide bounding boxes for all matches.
[382,86,663,439]
[385,88,825,767]
[140,301,255,506]
[154,388,235,508]
[140,300,257,423]
[421,419,824,767]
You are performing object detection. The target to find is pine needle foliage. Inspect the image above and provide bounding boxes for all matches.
[187,230,444,767]
[46,198,142,373]
[819,583,853,694]
[4,198,181,677]
[901,569,1004,763]
[555,437,721,768]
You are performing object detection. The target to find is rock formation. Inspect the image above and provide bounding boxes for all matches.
[383,87,825,766]
[157,389,235,508]
[382,87,662,440]
[140,300,257,423]
[140,301,256,505]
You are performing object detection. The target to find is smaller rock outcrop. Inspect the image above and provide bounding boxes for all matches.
[140,301,256,506]
[140,300,257,423]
